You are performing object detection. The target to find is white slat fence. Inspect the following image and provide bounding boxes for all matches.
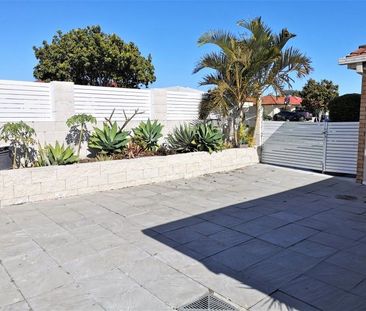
[0,80,52,121]
[167,90,202,121]
[261,121,359,175]
[74,85,151,121]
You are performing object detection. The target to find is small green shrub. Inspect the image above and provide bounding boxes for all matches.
[195,123,223,153]
[328,93,361,122]
[88,121,129,155]
[37,141,78,166]
[167,124,197,153]
[0,121,36,168]
[132,119,163,151]
[66,113,96,156]
[239,126,255,147]
[167,123,223,153]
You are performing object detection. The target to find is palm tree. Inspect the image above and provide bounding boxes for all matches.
[239,18,312,136]
[194,31,253,145]
[194,17,312,145]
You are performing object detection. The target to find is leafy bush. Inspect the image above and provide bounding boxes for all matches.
[88,121,129,155]
[37,141,78,166]
[239,125,255,147]
[195,123,223,152]
[66,113,96,156]
[167,123,223,153]
[132,119,163,151]
[167,124,197,153]
[0,121,36,168]
[328,94,361,122]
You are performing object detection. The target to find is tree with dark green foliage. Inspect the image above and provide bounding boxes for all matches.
[299,79,339,118]
[328,94,361,122]
[33,25,156,88]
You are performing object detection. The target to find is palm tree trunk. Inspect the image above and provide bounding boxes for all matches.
[254,97,263,147]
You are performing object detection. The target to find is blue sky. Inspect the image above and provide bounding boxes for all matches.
[0,0,365,94]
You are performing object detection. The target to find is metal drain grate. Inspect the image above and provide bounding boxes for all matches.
[178,293,238,311]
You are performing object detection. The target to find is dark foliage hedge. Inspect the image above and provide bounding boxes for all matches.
[328,93,361,122]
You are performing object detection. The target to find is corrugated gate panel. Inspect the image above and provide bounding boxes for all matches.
[261,121,359,175]
[261,121,324,171]
[325,122,358,174]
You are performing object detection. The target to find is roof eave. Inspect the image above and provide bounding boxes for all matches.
[339,56,366,74]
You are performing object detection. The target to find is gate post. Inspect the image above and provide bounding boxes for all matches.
[322,121,328,173]
[339,46,366,183]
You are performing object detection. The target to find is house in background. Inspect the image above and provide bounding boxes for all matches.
[245,95,303,126]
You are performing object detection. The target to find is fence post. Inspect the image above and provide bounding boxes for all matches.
[45,81,75,144]
[322,121,328,173]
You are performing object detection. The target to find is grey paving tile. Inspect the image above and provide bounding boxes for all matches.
[270,211,305,222]
[186,221,226,235]
[2,249,59,278]
[184,237,230,257]
[209,229,252,247]
[162,227,204,244]
[13,266,74,298]
[199,211,244,227]
[207,239,282,271]
[259,223,318,247]
[262,249,321,274]
[62,253,115,280]
[326,251,366,275]
[240,261,302,294]
[280,275,364,311]
[305,261,364,291]
[351,279,366,298]
[98,285,173,310]
[0,281,23,308]
[250,290,320,311]
[308,231,358,250]
[28,283,103,311]
[46,241,97,264]
[345,242,366,257]
[289,240,337,258]
[0,301,31,311]
[232,216,289,237]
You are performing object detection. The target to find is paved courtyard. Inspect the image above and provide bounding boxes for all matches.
[1,164,366,310]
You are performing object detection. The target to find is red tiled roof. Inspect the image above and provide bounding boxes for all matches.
[346,45,366,58]
[261,95,302,106]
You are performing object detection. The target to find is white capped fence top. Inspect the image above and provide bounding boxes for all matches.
[167,90,203,121]
[0,80,52,121]
[74,84,151,121]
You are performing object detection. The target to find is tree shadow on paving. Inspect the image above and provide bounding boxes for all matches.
[143,176,366,310]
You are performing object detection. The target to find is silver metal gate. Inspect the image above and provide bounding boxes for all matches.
[261,121,359,175]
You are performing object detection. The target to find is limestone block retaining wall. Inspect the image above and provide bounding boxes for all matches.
[0,148,258,207]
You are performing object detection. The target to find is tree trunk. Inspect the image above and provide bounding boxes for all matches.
[254,97,263,147]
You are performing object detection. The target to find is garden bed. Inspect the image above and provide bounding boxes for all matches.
[0,148,258,207]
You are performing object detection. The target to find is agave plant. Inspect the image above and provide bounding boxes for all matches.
[132,119,163,151]
[167,124,197,153]
[36,141,78,166]
[88,121,129,155]
[195,123,223,153]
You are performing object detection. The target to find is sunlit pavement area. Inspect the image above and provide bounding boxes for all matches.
[1,164,366,310]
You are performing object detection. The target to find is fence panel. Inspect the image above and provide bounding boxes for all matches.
[261,121,359,175]
[0,80,52,121]
[325,122,358,174]
[261,121,325,171]
[166,91,202,121]
[74,85,151,121]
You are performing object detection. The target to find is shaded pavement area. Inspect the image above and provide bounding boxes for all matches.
[1,164,366,310]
